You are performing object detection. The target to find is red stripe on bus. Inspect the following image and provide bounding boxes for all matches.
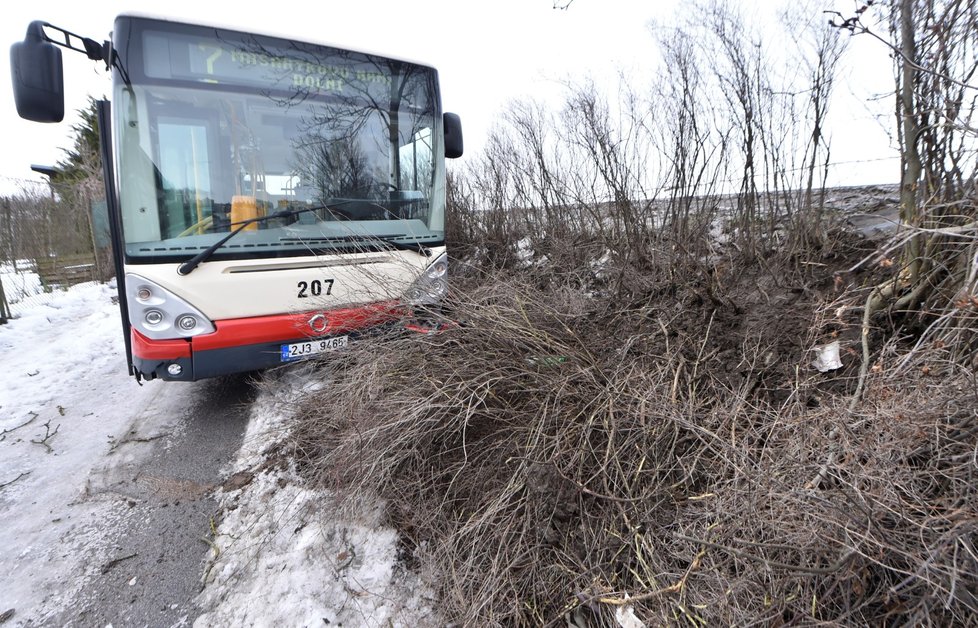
[131,329,192,359]
[190,301,404,352]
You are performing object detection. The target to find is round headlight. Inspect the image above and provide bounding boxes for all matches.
[428,260,448,278]
[177,315,198,331]
[136,287,153,302]
[429,279,448,298]
[145,310,165,325]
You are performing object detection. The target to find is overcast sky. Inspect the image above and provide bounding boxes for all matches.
[1,0,898,196]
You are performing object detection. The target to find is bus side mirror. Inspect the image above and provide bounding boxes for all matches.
[444,112,463,159]
[10,21,65,123]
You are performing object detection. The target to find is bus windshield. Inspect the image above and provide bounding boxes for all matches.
[112,16,446,263]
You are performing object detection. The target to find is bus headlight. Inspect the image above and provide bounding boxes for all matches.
[177,315,198,331]
[126,274,215,340]
[429,258,448,278]
[144,309,165,326]
[405,253,449,306]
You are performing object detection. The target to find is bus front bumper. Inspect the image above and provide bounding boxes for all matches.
[131,302,403,381]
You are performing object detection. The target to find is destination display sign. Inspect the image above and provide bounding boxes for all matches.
[142,30,409,98]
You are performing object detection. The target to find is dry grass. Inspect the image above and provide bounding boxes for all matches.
[288,258,978,626]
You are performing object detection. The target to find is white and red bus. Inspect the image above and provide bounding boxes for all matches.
[11,15,462,381]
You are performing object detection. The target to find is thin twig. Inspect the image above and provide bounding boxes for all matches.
[672,533,857,576]
[100,552,138,574]
[0,472,31,491]
[0,411,39,441]
[30,420,61,453]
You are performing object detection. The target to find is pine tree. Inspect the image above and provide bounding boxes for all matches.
[55,96,102,184]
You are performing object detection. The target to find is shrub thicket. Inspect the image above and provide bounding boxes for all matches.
[290,1,977,624]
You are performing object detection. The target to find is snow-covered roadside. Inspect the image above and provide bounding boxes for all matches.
[194,366,439,627]
[1,281,437,626]
[0,282,193,625]
[1,261,53,314]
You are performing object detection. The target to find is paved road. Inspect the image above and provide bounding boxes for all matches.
[51,374,255,628]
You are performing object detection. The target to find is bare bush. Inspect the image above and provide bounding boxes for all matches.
[289,1,978,625]
[0,184,55,266]
[446,0,854,300]
[0,175,111,287]
[0,97,111,285]
[292,267,978,625]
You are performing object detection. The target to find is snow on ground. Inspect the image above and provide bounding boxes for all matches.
[194,366,439,627]
[0,278,157,623]
[1,261,51,314]
[1,279,437,626]
[0,280,193,625]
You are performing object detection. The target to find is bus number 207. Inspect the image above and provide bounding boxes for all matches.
[297,279,334,298]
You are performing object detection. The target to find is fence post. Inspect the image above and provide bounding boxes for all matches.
[2,197,15,272]
[0,274,10,324]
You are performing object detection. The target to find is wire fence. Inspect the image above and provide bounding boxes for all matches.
[1,181,112,323]
[0,261,103,319]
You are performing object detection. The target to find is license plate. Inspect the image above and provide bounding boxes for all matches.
[280,335,349,362]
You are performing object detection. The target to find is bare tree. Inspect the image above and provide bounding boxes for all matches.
[829,0,978,394]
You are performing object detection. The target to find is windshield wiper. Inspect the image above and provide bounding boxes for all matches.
[177,204,328,275]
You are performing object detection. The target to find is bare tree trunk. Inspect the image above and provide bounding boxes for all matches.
[899,0,924,283]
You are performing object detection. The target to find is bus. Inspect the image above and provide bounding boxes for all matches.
[11,15,463,381]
